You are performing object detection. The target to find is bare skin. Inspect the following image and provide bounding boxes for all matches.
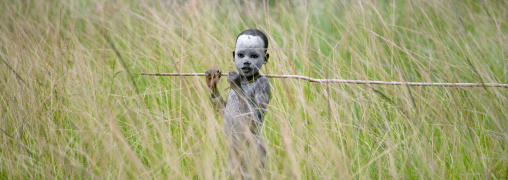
[205,30,270,179]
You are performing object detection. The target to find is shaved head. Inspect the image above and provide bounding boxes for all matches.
[235,29,268,52]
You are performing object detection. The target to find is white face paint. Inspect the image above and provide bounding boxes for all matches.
[234,35,267,78]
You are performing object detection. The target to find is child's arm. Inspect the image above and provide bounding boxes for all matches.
[205,69,226,116]
[252,78,270,121]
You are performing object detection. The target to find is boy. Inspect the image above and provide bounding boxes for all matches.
[205,28,270,179]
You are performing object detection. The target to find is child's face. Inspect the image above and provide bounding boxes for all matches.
[234,35,267,78]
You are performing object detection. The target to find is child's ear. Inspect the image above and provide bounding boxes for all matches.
[264,53,269,64]
[232,51,235,61]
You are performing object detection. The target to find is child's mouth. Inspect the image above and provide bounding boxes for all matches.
[241,67,251,73]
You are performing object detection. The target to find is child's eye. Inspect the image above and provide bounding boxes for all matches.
[238,53,245,58]
[250,54,258,58]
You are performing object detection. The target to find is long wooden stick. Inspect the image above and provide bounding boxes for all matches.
[141,72,508,88]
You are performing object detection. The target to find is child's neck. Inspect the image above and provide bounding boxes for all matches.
[242,73,261,84]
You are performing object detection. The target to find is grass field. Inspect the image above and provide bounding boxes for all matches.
[1,0,507,179]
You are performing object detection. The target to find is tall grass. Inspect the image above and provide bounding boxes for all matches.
[1,0,507,179]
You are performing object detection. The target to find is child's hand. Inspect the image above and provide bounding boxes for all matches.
[227,71,242,88]
[205,69,221,88]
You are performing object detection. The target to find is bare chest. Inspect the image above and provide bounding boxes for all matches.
[225,83,256,114]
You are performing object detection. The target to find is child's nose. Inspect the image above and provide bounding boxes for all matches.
[243,60,251,65]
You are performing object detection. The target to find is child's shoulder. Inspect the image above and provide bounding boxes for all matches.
[256,75,270,85]
[254,75,270,91]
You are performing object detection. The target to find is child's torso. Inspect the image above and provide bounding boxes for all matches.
[224,76,268,133]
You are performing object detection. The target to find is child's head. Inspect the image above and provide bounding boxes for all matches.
[233,29,269,78]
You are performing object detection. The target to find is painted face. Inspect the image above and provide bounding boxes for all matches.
[234,35,267,78]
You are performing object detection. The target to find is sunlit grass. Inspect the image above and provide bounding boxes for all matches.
[1,0,507,179]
